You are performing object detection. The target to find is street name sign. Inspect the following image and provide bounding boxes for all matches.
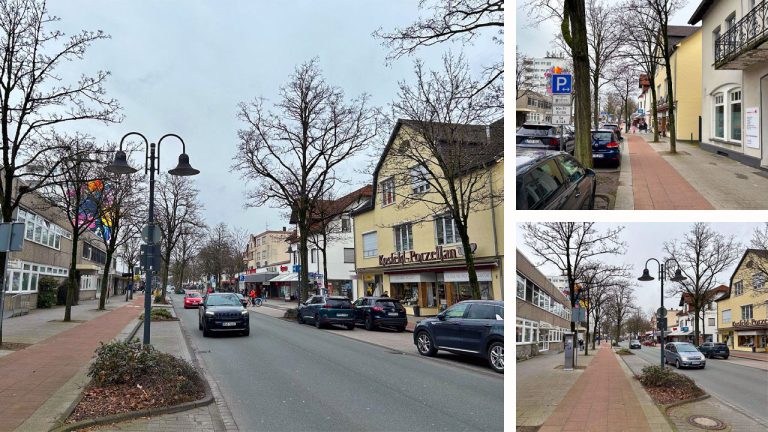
[552,115,571,125]
[552,95,571,105]
[551,74,572,94]
[553,105,571,116]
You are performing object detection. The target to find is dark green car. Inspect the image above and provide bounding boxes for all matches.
[297,295,355,330]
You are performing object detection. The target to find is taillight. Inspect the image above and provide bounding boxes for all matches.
[550,137,560,147]
[372,306,383,312]
[606,141,619,148]
[322,304,332,308]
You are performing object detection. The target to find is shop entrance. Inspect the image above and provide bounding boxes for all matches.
[539,329,550,352]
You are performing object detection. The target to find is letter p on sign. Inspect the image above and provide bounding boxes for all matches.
[551,74,572,94]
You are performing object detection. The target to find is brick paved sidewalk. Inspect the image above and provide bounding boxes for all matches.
[0,296,144,431]
[626,135,714,209]
[728,350,768,362]
[538,343,655,432]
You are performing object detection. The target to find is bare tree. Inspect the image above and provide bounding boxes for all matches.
[384,54,502,298]
[306,189,345,296]
[576,261,632,353]
[516,48,534,98]
[750,223,768,295]
[0,0,120,336]
[586,0,624,129]
[170,224,202,288]
[607,59,640,132]
[374,0,504,102]
[225,226,248,280]
[117,234,142,298]
[522,222,625,333]
[561,0,593,167]
[155,174,204,301]
[606,280,637,342]
[233,59,383,303]
[197,223,231,288]
[625,309,652,339]
[664,223,741,345]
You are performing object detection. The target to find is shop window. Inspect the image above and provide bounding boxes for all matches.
[734,280,743,295]
[708,318,716,327]
[343,248,355,263]
[362,232,377,258]
[380,178,395,206]
[394,223,413,252]
[729,90,741,141]
[713,93,724,139]
[435,215,458,245]
[410,165,429,194]
[741,304,753,320]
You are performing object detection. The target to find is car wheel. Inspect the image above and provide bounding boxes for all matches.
[243,328,250,336]
[723,356,728,360]
[346,324,355,330]
[416,331,437,357]
[395,326,405,333]
[488,342,504,374]
[675,359,681,369]
[314,314,322,329]
[203,323,211,338]
[365,316,376,331]
[297,311,305,324]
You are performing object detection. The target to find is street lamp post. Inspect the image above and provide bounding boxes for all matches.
[105,132,199,345]
[638,258,686,368]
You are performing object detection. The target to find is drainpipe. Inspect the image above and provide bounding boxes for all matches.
[488,163,502,297]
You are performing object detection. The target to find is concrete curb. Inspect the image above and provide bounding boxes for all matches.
[48,314,214,432]
[661,393,711,412]
[615,137,634,209]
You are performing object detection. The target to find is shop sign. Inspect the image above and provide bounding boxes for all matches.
[280,265,288,272]
[733,319,768,328]
[379,245,462,266]
[444,269,492,282]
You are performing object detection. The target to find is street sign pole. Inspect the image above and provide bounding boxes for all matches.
[551,74,573,153]
[0,222,26,346]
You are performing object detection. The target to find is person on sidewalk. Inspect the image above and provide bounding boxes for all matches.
[249,288,256,306]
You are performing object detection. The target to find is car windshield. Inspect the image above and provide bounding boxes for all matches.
[326,298,351,308]
[592,132,613,144]
[676,344,699,352]
[186,293,201,298]
[631,340,639,343]
[518,126,555,136]
[206,295,241,306]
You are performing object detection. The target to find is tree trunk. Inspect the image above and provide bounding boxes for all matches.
[649,77,660,142]
[592,73,600,129]
[97,249,114,310]
[298,221,310,303]
[65,230,80,322]
[455,219,480,299]
[563,0,593,169]
[160,249,172,301]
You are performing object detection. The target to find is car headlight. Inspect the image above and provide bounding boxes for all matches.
[205,310,214,316]
[241,310,249,316]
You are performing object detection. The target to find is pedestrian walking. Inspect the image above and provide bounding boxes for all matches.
[249,288,256,306]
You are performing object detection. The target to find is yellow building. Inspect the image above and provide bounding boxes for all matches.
[716,249,768,352]
[352,119,504,317]
[653,26,702,142]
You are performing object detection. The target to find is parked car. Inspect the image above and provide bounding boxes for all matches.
[629,340,641,349]
[352,296,407,332]
[516,150,596,210]
[601,123,622,140]
[174,286,185,295]
[591,129,621,167]
[198,293,250,337]
[183,292,203,309]
[297,295,355,330]
[642,340,654,347]
[698,342,729,359]
[235,293,249,308]
[516,123,575,154]
[413,300,504,373]
[664,342,705,369]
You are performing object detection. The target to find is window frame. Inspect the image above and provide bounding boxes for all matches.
[393,223,413,252]
[409,165,430,195]
[729,89,742,142]
[713,93,725,139]
[380,177,395,207]
[741,304,753,320]
[361,231,378,258]
[434,214,459,246]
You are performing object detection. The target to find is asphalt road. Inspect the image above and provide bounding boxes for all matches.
[173,294,504,432]
[623,343,768,426]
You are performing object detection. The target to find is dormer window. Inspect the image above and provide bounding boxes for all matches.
[380,178,395,206]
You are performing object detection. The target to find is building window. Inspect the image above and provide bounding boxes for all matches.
[17,208,68,250]
[434,215,458,245]
[410,165,429,194]
[729,90,741,141]
[735,280,743,295]
[362,232,377,258]
[380,178,395,207]
[5,260,67,292]
[343,248,355,264]
[714,93,725,139]
[516,318,539,344]
[341,215,351,233]
[741,304,753,320]
[753,273,765,290]
[393,223,413,252]
[725,13,736,31]
[708,318,716,326]
[722,309,731,324]
[517,273,525,299]
[311,248,317,263]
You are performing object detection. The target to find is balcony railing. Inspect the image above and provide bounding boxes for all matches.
[715,1,768,69]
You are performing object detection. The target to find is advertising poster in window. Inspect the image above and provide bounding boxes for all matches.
[745,107,760,149]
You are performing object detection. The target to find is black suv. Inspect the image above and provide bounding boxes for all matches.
[198,293,250,337]
[413,300,504,373]
[352,296,407,332]
[517,123,575,154]
[517,150,596,210]
[698,342,729,359]
[297,295,355,329]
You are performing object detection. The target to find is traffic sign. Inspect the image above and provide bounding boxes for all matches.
[141,225,161,244]
[553,105,571,116]
[552,115,571,125]
[656,307,667,318]
[551,74,572,94]
[552,95,571,105]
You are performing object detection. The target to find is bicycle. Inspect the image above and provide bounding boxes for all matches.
[253,297,263,307]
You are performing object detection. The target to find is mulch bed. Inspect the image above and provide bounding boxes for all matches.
[643,384,705,405]
[66,381,204,423]
[0,342,31,351]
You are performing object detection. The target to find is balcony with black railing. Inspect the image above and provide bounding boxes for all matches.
[715,2,768,69]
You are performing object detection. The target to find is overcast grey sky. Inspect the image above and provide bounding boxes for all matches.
[516,223,762,315]
[47,1,499,233]
[516,1,701,58]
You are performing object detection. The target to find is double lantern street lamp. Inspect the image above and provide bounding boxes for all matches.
[637,258,686,369]
[106,132,199,345]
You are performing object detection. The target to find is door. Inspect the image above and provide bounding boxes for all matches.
[556,155,591,209]
[353,298,367,323]
[431,302,469,349]
[461,303,498,353]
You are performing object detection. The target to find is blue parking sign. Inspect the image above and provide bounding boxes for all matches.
[551,74,572,94]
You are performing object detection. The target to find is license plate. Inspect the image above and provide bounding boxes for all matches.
[690,361,700,365]
[222,322,236,327]
[525,139,539,144]
[388,312,399,316]
[593,153,603,158]
[337,313,348,317]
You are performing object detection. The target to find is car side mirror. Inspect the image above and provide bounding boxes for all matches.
[437,313,446,321]
[586,168,596,178]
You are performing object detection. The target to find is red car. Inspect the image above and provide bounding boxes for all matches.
[184,292,203,309]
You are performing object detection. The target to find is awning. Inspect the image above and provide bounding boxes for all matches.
[242,273,277,283]
[269,273,298,283]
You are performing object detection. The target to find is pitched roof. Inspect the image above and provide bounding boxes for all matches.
[721,249,768,300]
[289,185,372,228]
[688,1,714,25]
[678,285,729,307]
[667,26,700,53]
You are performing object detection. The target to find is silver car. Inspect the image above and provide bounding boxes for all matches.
[664,342,706,369]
